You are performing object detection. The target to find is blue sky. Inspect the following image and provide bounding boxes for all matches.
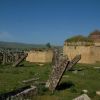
[0,0,100,45]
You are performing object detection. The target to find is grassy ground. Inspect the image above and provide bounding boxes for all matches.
[0,62,100,100]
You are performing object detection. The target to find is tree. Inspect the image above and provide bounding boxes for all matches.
[46,43,51,48]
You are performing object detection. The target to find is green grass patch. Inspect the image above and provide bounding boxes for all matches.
[0,62,100,100]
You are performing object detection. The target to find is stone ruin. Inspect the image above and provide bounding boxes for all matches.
[26,49,53,63]
[0,48,81,99]
[73,94,91,100]
[0,50,27,67]
[12,53,28,67]
[46,49,81,93]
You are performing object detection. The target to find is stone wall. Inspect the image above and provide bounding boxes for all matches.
[26,50,53,63]
[63,42,100,64]
[94,42,100,46]
[91,46,100,62]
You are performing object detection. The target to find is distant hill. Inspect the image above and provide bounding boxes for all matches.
[0,41,47,50]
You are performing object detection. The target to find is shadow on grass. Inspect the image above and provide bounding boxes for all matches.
[56,81,75,91]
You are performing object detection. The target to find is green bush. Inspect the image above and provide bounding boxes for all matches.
[65,35,93,43]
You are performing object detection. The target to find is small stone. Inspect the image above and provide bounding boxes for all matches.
[45,80,50,88]
[96,91,100,96]
[73,94,91,100]
[38,63,44,66]
[72,70,78,74]
[82,90,88,94]
[63,75,69,78]
[94,67,100,69]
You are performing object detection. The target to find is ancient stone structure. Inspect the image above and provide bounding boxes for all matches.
[48,58,69,93]
[0,86,37,100]
[46,48,81,93]
[26,49,53,63]
[63,33,100,64]
[73,94,91,100]
[89,30,100,46]
[66,55,81,71]
[0,52,3,63]
[12,53,28,67]
[2,52,6,65]
[9,86,37,100]
[0,49,25,65]
[89,30,100,42]
[63,42,100,64]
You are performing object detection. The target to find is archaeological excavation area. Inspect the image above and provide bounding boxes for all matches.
[0,31,100,100]
[0,50,100,100]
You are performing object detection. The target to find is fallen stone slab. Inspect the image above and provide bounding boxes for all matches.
[0,85,37,100]
[10,85,37,100]
[96,91,100,96]
[22,78,39,84]
[12,53,28,67]
[94,67,100,69]
[73,94,91,100]
[66,55,81,71]
[63,75,69,78]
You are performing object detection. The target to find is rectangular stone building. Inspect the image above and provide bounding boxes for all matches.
[63,42,100,64]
